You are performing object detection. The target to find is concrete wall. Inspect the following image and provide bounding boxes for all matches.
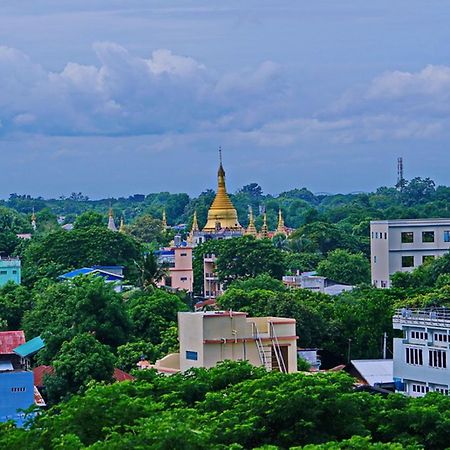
[0,371,34,426]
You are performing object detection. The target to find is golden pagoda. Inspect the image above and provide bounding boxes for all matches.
[119,216,126,233]
[276,208,286,235]
[259,211,269,239]
[245,207,258,237]
[203,149,242,232]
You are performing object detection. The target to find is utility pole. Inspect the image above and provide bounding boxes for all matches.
[383,332,387,359]
[347,338,352,363]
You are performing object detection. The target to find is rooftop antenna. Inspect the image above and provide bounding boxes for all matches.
[397,157,404,190]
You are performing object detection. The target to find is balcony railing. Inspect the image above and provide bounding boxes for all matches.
[393,307,450,327]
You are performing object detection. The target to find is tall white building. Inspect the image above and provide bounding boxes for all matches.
[370,219,450,288]
[393,308,449,397]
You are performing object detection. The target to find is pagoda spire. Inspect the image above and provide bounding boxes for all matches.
[191,211,199,233]
[119,215,126,233]
[162,209,168,229]
[276,208,286,235]
[202,147,242,232]
[259,210,269,239]
[31,207,37,232]
[246,206,257,237]
[107,205,117,232]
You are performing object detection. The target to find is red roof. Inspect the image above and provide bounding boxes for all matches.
[113,368,135,382]
[0,331,25,354]
[33,365,54,387]
[34,365,134,385]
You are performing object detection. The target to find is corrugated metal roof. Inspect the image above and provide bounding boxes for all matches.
[351,359,393,386]
[33,365,54,387]
[14,336,45,358]
[0,331,25,354]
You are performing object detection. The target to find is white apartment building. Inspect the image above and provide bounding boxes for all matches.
[393,308,449,397]
[371,219,450,288]
[150,311,298,375]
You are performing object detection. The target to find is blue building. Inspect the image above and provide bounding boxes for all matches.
[0,369,35,426]
[0,258,21,287]
[59,266,124,291]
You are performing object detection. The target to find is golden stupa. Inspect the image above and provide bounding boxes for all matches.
[203,149,242,232]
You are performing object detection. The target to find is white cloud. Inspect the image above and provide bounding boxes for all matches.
[0,43,284,136]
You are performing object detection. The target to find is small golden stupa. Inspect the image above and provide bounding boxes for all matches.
[202,148,242,232]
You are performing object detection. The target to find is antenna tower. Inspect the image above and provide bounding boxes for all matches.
[397,157,404,190]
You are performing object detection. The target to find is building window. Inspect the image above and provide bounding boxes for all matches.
[384,232,387,239]
[445,231,450,243]
[164,277,172,287]
[411,331,428,340]
[186,351,198,361]
[434,333,449,343]
[406,347,423,365]
[180,277,188,281]
[411,383,429,394]
[11,387,26,393]
[371,232,374,238]
[0,270,7,275]
[12,270,17,274]
[374,256,377,263]
[434,386,449,395]
[422,231,435,243]
[401,232,414,243]
[180,253,187,256]
[402,256,414,268]
[422,255,435,264]
[429,349,447,369]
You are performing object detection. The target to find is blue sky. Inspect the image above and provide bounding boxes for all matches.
[1,1,450,198]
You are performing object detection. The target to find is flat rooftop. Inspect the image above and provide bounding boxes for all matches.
[371,218,450,226]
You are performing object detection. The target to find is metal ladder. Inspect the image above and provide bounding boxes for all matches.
[252,323,272,370]
[269,322,287,373]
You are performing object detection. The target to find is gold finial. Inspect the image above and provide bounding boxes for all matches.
[119,216,126,233]
[191,211,199,233]
[162,209,167,229]
[276,208,286,235]
[246,206,257,237]
[259,210,268,239]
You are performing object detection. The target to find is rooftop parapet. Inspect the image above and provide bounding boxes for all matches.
[393,307,450,329]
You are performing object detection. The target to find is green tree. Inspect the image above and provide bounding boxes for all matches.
[135,252,168,291]
[127,214,165,244]
[317,249,370,285]
[73,211,105,229]
[215,236,285,285]
[23,277,131,363]
[22,227,141,285]
[0,283,32,329]
[45,333,115,402]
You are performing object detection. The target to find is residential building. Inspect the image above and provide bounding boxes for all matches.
[156,244,194,293]
[0,331,44,426]
[347,359,394,389]
[283,272,354,296]
[0,258,21,287]
[392,307,450,397]
[371,219,450,288]
[150,311,298,375]
[59,266,124,291]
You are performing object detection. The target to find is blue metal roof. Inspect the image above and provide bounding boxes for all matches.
[13,336,45,358]
[59,267,124,281]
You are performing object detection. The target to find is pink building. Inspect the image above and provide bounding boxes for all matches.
[156,246,193,293]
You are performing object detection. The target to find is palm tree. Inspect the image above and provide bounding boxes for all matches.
[135,253,168,291]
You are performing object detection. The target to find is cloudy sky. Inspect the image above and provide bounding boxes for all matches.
[1,1,450,198]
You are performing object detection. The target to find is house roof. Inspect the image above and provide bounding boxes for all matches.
[14,336,45,358]
[0,361,14,372]
[113,368,135,382]
[34,386,46,407]
[350,359,393,386]
[0,331,25,354]
[59,267,124,280]
[33,365,134,385]
[33,365,54,387]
